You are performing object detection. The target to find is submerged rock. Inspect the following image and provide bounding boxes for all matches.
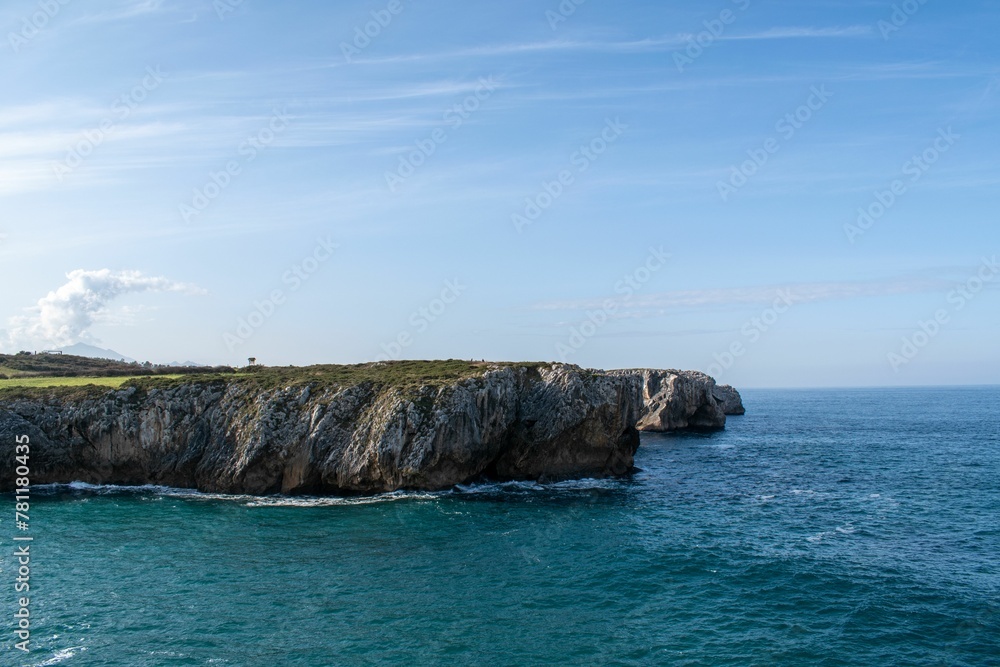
[0,362,739,494]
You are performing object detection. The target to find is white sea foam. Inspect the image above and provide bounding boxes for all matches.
[67,481,101,491]
[37,481,203,496]
[38,482,286,504]
[808,524,856,543]
[244,491,443,508]
[455,480,532,493]
[33,647,85,666]
[455,477,623,495]
[33,475,623,507]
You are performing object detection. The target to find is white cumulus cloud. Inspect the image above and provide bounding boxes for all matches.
[4,269,203,350]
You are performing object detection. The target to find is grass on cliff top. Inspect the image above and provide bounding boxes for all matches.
[0,361,557,401]
[0,375,185,389]
[126,360,552,391]
[0,352,230,379]
[0,375,187,401]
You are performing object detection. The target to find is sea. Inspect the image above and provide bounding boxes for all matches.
[2,387,998,666]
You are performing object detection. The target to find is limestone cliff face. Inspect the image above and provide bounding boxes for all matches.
[0,364,739,495]
[713,384,746,416]
[608,369,733,431]
[0,365,640,494]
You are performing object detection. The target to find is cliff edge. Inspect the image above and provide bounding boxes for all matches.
[0,361,743,494]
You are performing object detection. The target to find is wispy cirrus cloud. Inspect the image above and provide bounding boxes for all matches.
[349,37,685,64]
[721,25,873,40]
[351,27,872,64]
[74,0,167,24]
[533,271,993,317]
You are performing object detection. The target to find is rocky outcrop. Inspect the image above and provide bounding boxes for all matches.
[0,364,642,494]
[0,363,739,495]
[609,369,728,431]
[713,384,746,416]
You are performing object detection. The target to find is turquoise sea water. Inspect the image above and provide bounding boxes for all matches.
[3,387,999,666]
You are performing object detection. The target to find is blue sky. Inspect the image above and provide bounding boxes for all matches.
[0,0,997,387]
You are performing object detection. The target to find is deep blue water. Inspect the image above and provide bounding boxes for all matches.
[2,387,998,666]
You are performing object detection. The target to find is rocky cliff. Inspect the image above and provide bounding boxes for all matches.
[713,384,746,416]
[0,362,742,495]
[609,369,731,431]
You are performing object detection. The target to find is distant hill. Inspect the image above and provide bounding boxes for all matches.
[48,343,137,364]
[0,351,232,379]
[40,344,207,368]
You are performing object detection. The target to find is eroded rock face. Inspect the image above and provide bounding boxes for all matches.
[0,365,646,494]
[608,369,728,431]
[0,364,739,494]
[713,384,746,416]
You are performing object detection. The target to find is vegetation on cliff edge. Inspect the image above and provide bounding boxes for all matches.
[0,357,557,402]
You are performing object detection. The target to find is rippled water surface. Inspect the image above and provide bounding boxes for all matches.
[3,387,999,666]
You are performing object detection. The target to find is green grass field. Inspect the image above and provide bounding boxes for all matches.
[0,375,184,389]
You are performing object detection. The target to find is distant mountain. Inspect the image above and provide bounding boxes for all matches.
[167,361,206,368]
[52,343,136,364]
